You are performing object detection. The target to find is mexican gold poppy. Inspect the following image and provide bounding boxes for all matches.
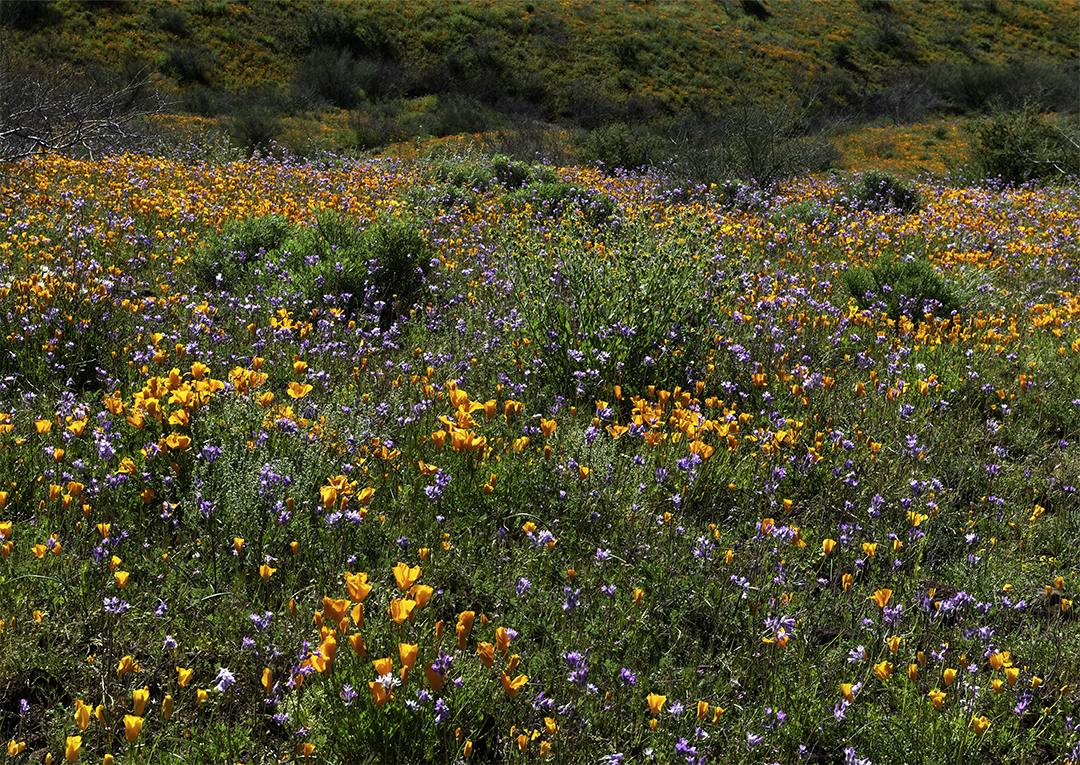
[411,584,433,608]
[874,661,893,681]
[871,589,892,609]
[501,672,528,699]
[349,633,366,658]
[647,692,667,716]
[123,714,143,742]
[322,597,349,625]
[477,642,496,668]
[496,626,510,657]
[344,571,372,602]
[287,382,313,399]
[232,537,243,554]
[822,539,836,555]
[114,571,130,588]
[457,611,476,649]
[928,689,945,710]
[65,736,81,763]
[132,687,149,715]
[1005,667,1019,686]
[372,656,393,677]
[840,683,855,703]
[908,664,918,681]
[389,598,416,624]
[311,634,336,673]
[162,694,173,720]
[973,715,990,735]
[117,655,139,676]
[399,642,419,671]
[177,667,193,687]
[943,668,957,686]
[259,565,276,579]
[424,664,443,692]
[368,680,390,707]
[392,562,421,591]
[74,700,90,731]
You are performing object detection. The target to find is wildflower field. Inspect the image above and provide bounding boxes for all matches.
[0,146,1078,765]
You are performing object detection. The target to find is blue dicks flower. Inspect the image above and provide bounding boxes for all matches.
[214,667,236,692]
[563,586,580,611]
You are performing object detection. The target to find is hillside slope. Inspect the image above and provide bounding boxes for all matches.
[2,0,1077,159]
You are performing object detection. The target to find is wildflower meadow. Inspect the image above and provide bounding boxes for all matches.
[0,142,1077,765]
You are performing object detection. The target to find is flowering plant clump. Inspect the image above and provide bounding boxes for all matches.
[0,134,1076,765]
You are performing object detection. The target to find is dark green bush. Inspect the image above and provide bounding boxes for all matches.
[843,257,961,321]
[919,59,1080,115]
[192,214,292,292]
[965,105,1080,185]
[577,122,656,173]
[429,153,556,192]
[489,154,532,189]
[503,182,617,226]
[844,170,922,214]
[362,219,434,327]
[227,107,284,154]
[292,48,375,110]
[155,6,191,37]
[431,95,502,137]
[160,44,214,85]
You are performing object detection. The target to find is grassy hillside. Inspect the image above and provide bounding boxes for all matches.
[3,0,1077,161]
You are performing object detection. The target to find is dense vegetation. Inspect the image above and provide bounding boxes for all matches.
[0,140,1078,764]
[0,2,1078,764]
[2,0,1078,162]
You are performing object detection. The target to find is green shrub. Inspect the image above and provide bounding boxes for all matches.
[502,181,617,226]
[292,48,376,110]
[843,170,922,214]
[227,106,284,154]
[771,199,837,229]
[489,154,532,189]
[431,95,502,137]
[192,214,292,292]
[428,152,556,192]
[843,256,961,320]
[577,122,656,173]
[965,105,1080,185]
[159,44,214,85]
[220,212,432,325]
[362,219,434,327]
